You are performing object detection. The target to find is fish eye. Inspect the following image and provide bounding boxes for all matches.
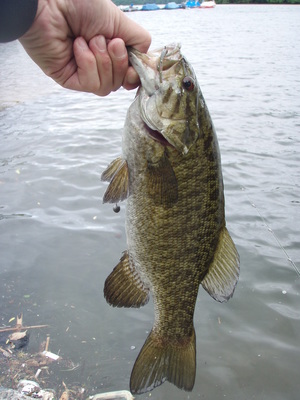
[182,76,195,92]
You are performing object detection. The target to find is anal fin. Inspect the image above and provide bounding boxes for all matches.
[201,227,240,303]
[101,157,129,203]
[104,251,149,308]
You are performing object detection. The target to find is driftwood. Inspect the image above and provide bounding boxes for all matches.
[0,313,48,333]
[59,382,70,400]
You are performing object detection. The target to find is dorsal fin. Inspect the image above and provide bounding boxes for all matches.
[101,158,129,203]
[201,227,240,303]
[104,251,150,308]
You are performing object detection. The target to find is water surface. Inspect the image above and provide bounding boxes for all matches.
[0,5,299,399]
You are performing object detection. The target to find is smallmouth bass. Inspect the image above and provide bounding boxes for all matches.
[101,44,240,394]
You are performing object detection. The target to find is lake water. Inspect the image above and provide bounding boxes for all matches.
[0,4,299,399]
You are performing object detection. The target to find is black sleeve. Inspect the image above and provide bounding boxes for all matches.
[0,0,38,43]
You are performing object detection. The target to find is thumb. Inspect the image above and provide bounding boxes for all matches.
[116,13,151,53]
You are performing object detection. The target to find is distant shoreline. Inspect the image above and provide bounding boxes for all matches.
[215,2,300,4]
[113,1,300,6]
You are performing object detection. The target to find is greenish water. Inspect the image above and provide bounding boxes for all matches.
[0,5,299,400]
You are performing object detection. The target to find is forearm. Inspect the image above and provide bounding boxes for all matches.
[0,0,38,42]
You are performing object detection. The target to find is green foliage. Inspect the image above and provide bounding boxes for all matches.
[112,0,300,5]
[112,0,159,5]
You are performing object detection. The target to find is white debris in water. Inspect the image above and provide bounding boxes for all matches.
[92,391,134,400]
[42,350,60,360]
[16,380,55,399]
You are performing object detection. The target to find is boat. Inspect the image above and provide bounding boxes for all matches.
[141,3,160,11]
[185,1,201,8]
[119,4,140,12]
[164,2,181,9]
[200,0,216,8]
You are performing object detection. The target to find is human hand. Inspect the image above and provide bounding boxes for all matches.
[19,0,151,96]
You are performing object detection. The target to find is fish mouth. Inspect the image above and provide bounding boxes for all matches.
[128,48,158,96]
[128,44,181,96]
[129,45,186,153]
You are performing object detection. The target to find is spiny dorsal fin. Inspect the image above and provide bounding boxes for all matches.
[147,154,178,207]
[102,158,129,203]
[130,328,196,394]
[104,251,149,308]
[201,227,240,303]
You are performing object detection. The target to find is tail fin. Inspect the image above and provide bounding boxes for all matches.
[130,328,196,394]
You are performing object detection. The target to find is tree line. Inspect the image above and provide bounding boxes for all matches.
[112,0,300,5]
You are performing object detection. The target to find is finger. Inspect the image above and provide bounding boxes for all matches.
[123,66,140,91]
[89,35,114,96]
[64,37,101,93]
[107,38,129,92]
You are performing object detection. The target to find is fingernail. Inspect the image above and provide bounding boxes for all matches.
[111,43,127,59]
[95,36,107,53]
[77,37,88,51]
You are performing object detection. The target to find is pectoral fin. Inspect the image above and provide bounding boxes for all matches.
[104,251,150,308]
[101,157,129,203]
[201,227,240,303]
[147,154,178,207]
[101,156,124,182]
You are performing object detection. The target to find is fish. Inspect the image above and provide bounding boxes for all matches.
[101,43,240,394]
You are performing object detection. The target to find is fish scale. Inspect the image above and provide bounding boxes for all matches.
[101,43,240,394]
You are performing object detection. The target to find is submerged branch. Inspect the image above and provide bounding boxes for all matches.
[0,324,49,333]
